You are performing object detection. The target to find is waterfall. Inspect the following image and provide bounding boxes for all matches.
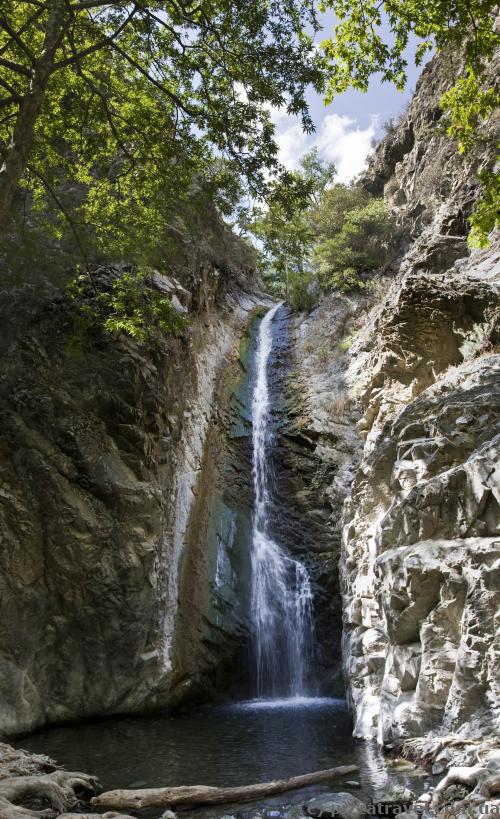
[250,302,315,698]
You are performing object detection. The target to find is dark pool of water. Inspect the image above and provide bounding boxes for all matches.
[16,698,426,818]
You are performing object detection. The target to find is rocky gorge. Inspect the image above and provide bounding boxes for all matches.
[0,38,499,819]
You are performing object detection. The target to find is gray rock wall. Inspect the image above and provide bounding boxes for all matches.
[0,256,263,736]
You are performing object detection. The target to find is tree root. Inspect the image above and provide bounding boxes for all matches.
[0,770,99,818]
[432,766,500,809]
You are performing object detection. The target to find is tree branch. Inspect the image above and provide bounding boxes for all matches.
[52,5,138,69]
[110,41,201,117]
[0,15,37,64]
[0,76,22,100]
[0,56,32,78]
[69,1,128,9]
[0,96,20,109]
[0,5,47,58]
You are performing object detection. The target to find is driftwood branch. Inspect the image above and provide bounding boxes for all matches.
[92,765,359,811]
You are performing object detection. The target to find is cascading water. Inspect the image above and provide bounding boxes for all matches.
[251,302,315,698]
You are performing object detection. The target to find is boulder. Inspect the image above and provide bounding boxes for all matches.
[304,792,366,819]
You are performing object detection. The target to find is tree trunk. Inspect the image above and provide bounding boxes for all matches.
[0,0,65,231]
[91,765,359,811]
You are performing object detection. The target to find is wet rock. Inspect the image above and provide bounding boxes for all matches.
[291,291,375,688]
[345,781,361,789]
[304,792,366,819]
[415,793,432,808]
[373,785,415,814]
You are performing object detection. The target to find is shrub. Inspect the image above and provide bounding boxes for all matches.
[289,270,317,312]
[311,184,397,291]
[69,268,189,344]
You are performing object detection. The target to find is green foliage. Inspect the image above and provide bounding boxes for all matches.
[440,70,499,155]
[311,186,397,290]
[248,150,335,302]
[320,0,497,98]
[249,155,397,300]
[339,332,356,352]
[69,269,189,345]
[468,166,500,249]
[319,0,499,245]
[289,270,316,313]
[0,1,323,253]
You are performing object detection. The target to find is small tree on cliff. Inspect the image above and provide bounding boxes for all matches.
[249,150,335,304]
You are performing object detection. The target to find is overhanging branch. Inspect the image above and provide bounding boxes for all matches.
[110,41,202,118]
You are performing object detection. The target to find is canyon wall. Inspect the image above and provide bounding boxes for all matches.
[0,224,262,736]
[294,45,499,763]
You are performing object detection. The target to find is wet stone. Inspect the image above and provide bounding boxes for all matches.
[304,792,366,819]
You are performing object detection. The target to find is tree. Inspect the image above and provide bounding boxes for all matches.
[249,150,335,302]
[0,1,323,248]
[311,184,397,290]
[320,0,499,245]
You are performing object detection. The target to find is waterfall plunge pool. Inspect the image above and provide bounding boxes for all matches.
[16,698,426,819]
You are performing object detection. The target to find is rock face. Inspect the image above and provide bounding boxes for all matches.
[264,305,356,691]
[0,232,263,735]
[341,264,500,744]
[360,46,500,253]
[291,290,376,688]
[294,42,500,767]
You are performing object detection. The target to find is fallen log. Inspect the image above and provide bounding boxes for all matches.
[92,765,359,811]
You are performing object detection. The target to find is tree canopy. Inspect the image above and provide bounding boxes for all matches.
[0,0,322,255]
[248,153,397,306]
[311,184,397,290]
[0,0,497,295]
[247,150,335,299]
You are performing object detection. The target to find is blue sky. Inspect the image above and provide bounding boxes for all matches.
[273,17,429,182]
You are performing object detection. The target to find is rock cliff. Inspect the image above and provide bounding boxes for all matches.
[293,43,500,786]
[0,223,263,736]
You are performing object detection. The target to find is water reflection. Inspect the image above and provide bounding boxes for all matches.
[17,699,420,818]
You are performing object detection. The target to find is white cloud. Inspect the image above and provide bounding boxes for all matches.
[275,121,310,170]
[314,113,376,182]
[273,112,376,183]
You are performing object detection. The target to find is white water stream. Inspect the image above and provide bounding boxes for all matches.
[250,303,315,698]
